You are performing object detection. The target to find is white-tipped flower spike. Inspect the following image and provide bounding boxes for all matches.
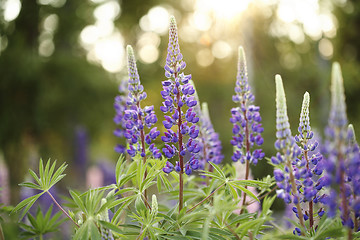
[151,194,158,216]
[299,92,310,133]
[275,75,292,151]
[230,46,264,165]
[347,124,356,144]
[329,62,347,128]
[126,45,146,104]
[232,46,253,103]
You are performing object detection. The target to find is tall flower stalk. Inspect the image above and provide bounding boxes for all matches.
[293,92,324,230]
[321,62,360,239]
[230,46,264,212]
[122,45,161,201]
[190,80,223,172]
[161,16,200,212]
[272,75,305,231]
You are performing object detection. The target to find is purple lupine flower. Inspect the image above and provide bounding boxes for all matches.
[122,45,161,159]
[292,92,325,229]
[114,77,128,154]
[344,124,360,228]
[189,80,223,170]
[320,63,358,229]
[161,16,200,175]
[272,75,306,230]
[198,102,224,167]
[230,46,264,165]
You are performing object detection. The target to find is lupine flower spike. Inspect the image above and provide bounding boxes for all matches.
[120,45,161,202]
[123,45,161,160]
[272,75,305,233]
[160,16,200,212]
[230,46,264,212]
[346,124,360,231]
[322,63,360,238]
[293,92,324,230]
[189,80,223,172]
[113,77,128,154]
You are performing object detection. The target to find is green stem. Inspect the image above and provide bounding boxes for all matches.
[224,222,240,240]
[240,102,250,214]
[137,101,148,204]
[186,182,225,213]
[287,162,305,231]
[304,150,314,229]
[0,223,4,240]
[174,71,184,213]
[46,191,80,228]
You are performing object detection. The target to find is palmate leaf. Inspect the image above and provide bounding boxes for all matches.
[12,159,67,219]
[19,205,66,238]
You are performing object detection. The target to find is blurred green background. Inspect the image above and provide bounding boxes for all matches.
[0,0,359,208]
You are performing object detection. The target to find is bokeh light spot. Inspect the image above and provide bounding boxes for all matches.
[196,49,214,67]
[319,38,333,60]
[139,45,159,64]
[212,41,232,59]
[3,0,21,22]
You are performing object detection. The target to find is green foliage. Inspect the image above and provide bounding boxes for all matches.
[11,159,67,219]
[19,205,66,239]
[11,156,280,239]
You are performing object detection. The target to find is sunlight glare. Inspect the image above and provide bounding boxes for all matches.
[94,33,125,73]
[212,41,232,59]
[139,6,170,35]
[195,0,252,20]
[94,1,120,21]
[196,49,214,67]
[3,0,21,22]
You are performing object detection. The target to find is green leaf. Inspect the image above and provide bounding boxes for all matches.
[69,190,86,213]
[209,162,226,179]
[98,220,125,237]
[19,182,42,190]
[11,192,44,219]
[227,185,239,201]
[232,179,267,188]
[199,172,225,182]
[229,182,259,202]
[89,221,101,240]
[28,169,41,186]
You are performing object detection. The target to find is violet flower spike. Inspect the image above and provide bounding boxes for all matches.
[160,16,200,212]
[113,77,128,154]
[189,80,223,171]
[122,45,161,159]
[294,92,324,230]
[230,46,264,166]
[321,63,356,231]
[160,17,200,176]
[272,75,305,230]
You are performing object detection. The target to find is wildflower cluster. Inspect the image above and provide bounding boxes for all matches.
[230,47,264,165]
[10,14,360,240]
[160,17,200,176]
